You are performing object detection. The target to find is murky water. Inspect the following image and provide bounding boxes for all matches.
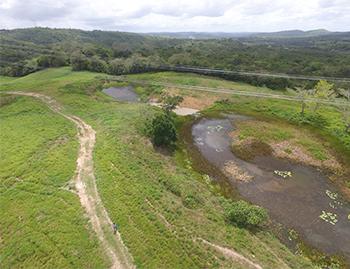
[192,116,350,261]
[103,87,139,102]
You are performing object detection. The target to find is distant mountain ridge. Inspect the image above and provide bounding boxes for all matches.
[145,29,348,39]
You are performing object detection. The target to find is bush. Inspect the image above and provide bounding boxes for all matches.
[149,113,177,147]
[226,200,268,228]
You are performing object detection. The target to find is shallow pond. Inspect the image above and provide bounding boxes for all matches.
[192,116,350,262]
[103,86,139,102]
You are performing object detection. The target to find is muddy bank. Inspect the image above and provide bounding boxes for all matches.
[189,115,350,264]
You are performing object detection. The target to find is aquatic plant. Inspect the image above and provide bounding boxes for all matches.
[288,229,298,241]
[319,211,338,225]
[274,170,292,178]
[325,190,338,200]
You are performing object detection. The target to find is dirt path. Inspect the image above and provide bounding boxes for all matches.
[7,92,135,269]
[197,238,263,269]
[145,199,265,269]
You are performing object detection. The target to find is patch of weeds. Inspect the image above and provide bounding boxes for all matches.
[60,79,104,95]
[284,148,292,154]
[0,95,18,107]
[182,194,202,209]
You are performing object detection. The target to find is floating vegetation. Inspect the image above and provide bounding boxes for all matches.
[195,137,204,146]
[329,200,343,209]
[319,211,338,225]
[207,125,224,132]
[274,170,292,179]
[325,190,338,200]
[288,229,298,241]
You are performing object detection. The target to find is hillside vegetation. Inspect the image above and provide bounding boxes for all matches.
[0,67,323,268]
[1,27,350,84]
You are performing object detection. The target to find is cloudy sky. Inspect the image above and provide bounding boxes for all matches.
[0,0,349,32]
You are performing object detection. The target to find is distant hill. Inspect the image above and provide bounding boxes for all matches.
[1,27,349,80]
[145,29,348,39]
[145,32,257,39]
[253,29,332,38]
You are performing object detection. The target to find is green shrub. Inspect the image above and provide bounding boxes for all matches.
[226,200,268,228]
[149,113,177,147]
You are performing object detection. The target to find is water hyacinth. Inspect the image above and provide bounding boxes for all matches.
[326,190,338,200]
[207,125,224,132]
[319,211,338,225]
[274,170,292,179]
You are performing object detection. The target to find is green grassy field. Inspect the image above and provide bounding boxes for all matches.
[3,67,348,268]
[127,71,294,94]
[0,95,107,268]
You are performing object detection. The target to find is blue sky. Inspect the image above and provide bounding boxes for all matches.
[0,0,349,32]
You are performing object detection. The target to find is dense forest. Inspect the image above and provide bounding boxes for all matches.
[1,27,349,89]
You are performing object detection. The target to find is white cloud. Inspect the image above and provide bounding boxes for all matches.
[0,0,349,32]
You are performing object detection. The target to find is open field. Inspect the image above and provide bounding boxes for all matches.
[0,67,323,268]
[0,95,107,268]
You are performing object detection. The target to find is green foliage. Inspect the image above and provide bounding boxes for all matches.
[70,52,90,71]
[149,113,177,146]
[161,94,184,112]
[2,27,350,91]
[314,80,334,99]
[226,200,268,228]
[37,54,67,68]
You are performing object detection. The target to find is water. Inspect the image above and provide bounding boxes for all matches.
[192,116,350,261]
[102,87,139,102]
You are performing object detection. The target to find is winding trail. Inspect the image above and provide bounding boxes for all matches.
[145,199,266,269]
[7,92,135,269]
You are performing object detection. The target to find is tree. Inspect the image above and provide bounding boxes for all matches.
[313,80,333,111]
[89,56,108,73]
[340,89,350,133]
[161,94,184,112]
[226,200,268,228]
[149,113,177,147]
[296,87,307,116]
[70,52,90,71]
[108,58,127,75]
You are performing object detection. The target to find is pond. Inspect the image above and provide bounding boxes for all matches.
[191,115,350,262]
[102,86,139,102]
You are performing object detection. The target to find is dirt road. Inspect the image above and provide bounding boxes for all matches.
[7,92,135,269]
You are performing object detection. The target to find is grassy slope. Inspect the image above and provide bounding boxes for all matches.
[0,67,317,268]
[0,96,107,268]
[127,71,292,94]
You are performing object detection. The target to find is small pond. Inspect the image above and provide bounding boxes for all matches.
[191,115,350,262]
[103,86,139,102]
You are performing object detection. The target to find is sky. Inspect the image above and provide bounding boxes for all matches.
[0,0,349,32]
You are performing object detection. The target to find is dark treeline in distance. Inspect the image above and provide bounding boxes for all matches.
[1,27,349,90]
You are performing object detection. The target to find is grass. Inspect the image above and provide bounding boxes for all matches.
[207,97,350,158]
[2,67,343,268]
[0,95,107,268]
[233,120,330,161]
[127,71,293,94]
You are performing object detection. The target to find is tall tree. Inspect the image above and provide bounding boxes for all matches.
[313,80,333,112]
